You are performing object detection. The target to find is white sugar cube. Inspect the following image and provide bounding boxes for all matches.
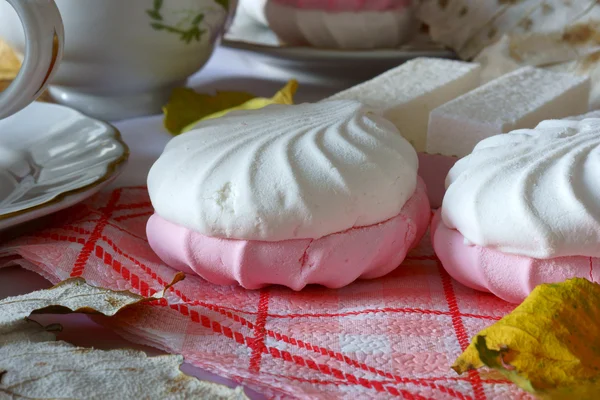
[325,57,481,152]
[427,66,590,157]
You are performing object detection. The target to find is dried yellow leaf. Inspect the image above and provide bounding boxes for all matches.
[454,278,600,399]
[163,79,298,135]
[163,88,254,135]
[195,79,298,124]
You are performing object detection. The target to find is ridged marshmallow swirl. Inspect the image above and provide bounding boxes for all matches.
[443,118,600,259]
[148,101,418,241]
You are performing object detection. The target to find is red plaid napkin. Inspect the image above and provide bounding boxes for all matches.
[0,187,532,399]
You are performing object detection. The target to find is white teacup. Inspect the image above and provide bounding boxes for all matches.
[0,0,236,121]
[0,0,63,120]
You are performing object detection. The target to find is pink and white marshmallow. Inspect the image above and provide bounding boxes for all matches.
[147,101,430,289]
[433,118,600,303]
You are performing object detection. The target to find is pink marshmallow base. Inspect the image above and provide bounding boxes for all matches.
[147,178,431,290]
[431,210,600,303]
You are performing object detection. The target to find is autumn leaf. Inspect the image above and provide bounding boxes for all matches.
[214,0,229,10]
[163,88,253,135]
[453,278,600,399]
[163,79,298,135]
[0,276,247,399]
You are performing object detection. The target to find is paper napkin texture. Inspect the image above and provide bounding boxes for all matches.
[0,188,532,399]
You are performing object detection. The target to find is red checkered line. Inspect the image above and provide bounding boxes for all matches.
[36,229,475,399]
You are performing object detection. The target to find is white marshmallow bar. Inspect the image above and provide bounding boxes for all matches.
[427,66,591,157]
[325,58,481,152]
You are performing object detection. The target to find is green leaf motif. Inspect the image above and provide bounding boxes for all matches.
[191,13,204,26]
[146,9,162,21]
[214,0,229,10]
[146,1,208,44]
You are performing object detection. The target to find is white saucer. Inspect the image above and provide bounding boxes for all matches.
[221,10,456,85]
[0,102,129,231]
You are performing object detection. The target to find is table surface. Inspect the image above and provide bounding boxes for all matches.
[0,45,353,399]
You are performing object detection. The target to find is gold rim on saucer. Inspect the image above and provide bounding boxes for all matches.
[0,120,130,223]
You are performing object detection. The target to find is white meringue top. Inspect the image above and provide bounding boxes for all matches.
[148,101,418,241]
[443,118,600,259]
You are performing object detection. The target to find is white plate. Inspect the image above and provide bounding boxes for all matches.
[221,9,456,85]
[0,102,129,231]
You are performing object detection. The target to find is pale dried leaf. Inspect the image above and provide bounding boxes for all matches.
[1,334,247,399]
[417,0,597,59]
[0,276,247,400]
[0,274,183,335]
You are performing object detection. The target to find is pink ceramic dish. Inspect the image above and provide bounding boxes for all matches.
[265,0,415,49]
[147,179,431,290]
[431,210,600,303]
